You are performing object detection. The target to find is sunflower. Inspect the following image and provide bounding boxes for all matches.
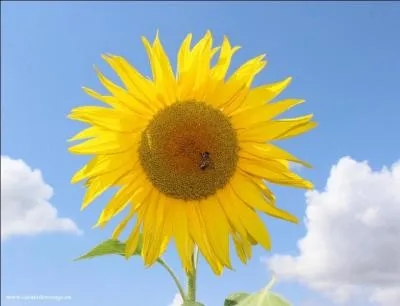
[68,31,316,275]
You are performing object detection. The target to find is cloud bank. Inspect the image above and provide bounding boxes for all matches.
[1,156,82,241]
[267,157,400,306]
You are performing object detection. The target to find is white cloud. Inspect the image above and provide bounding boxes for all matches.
[370,287,400,306]
[266,157,400,306]
[1,155,82,241]
[168,293,183,306]
[299,299,329,306]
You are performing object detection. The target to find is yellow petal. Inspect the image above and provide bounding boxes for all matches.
[68,106,147,133]
[243,232,255,252]
[71,151,138,184]
[247,233,258,245]
[141,37,157,81]
[186,203,223,275]
[239,154,289,174]
[143,192,169,264]
[221,86,250,117]
[80,167,135,210]
[95,178,153,230]
[94,170,153,227]
[237,114,315,143]
[221,55,267,115]
[94,66,155,117]
[204,37,240,107]
[216,187,247,239]
[118,193,150,241]
[176,33,193,81]
[94,173,147,227]
[229,189,271,251]
[101,54,159,112]
[156,195,174,257]
[125,223,141,258]
[230,171,298,223]
[210,36,241,81]
[238,158,314,190]
[178,31,213,101]
[141,190,161,265]
[231,231,252,263]
[244,77,292,108]
[210,54,266,110]
[105,54,165,109]
[240,143,312,168]
[170,199,194,273]
[191,31,214,101]
[231,99,304,129]
[68,133,139,155]
[198,197,232,269]
[278,121,318,141]
[129,179,154,210]
[71,159,96,184]
[142,35,176,105]
[153,32,176,87]
[228,54,267,87]
[249,177,276,204]
[68,126,105,142]
[82,87,136,114]
[215,178,261,271]
[111,204,136,240]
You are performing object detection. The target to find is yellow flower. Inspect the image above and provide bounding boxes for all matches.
[68,31,316,275]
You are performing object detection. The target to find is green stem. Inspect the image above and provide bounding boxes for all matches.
[186,246,199,302]
[157,258,186,301]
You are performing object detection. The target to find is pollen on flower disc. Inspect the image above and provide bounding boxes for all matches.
[138,101,239,200]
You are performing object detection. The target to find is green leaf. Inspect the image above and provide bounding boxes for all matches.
[181,302,205,306]
[224,292,250,306]
[235,291,291,306]
[226,275,292,306]
[73,237,142,261]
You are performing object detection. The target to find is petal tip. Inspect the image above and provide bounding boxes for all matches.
[101,53,111,61]
[306,182,314,190]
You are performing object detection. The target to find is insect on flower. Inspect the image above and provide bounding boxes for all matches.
[199,152,211,170]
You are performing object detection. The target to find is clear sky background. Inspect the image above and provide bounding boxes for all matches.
[2,2,400,306]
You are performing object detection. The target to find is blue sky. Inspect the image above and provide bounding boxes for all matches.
[2,2,400,306]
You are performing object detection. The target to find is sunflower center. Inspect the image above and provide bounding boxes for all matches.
[139,101,238,200]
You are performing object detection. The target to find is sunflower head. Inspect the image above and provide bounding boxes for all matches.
[68,31,316,275]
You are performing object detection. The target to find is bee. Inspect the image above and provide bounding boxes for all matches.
[199,151,211,170]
